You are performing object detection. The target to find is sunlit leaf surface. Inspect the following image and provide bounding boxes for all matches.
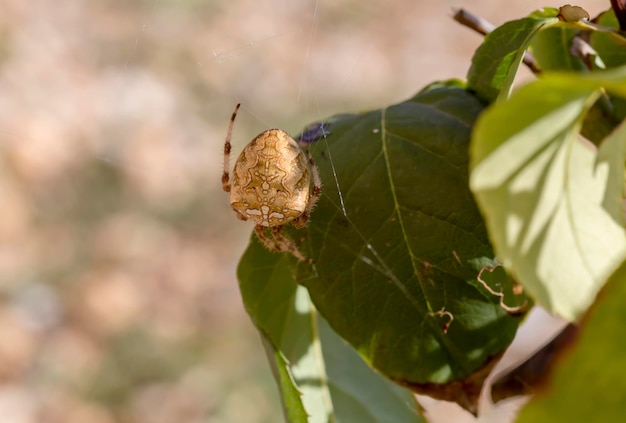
[471,72,626,321]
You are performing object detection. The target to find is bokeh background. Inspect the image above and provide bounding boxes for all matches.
[0,0,607,422]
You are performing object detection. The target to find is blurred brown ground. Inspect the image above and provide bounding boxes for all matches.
[0,0,607,422]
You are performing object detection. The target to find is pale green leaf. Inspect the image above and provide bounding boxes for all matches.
[471,72,626,321]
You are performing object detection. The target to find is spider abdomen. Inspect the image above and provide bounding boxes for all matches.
[230,129,311,227]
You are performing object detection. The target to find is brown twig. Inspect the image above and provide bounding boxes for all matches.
[452,8,495,35]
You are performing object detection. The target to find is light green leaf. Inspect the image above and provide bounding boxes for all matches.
[516,260,626,422]
[470,71,626,321]
[238,237,423,422]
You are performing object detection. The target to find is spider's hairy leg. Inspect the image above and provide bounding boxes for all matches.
[271,226,310,263]
[294,149,322,229]
[222,103,241,193]
[255,225,309,262]
[255,225,282,252]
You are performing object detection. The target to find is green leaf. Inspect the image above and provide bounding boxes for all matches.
[516,259,626,422]
[238,237,423,422]
[263,340,309,423]
[467,15,555,102]
[291,86,526,413]
[589,9,626,120]
[590,9,626,69]
[238,238,311,422]
[529,26,587,71]
[465,8,626,103]
[318,316,424,423]
[470,70,626,321]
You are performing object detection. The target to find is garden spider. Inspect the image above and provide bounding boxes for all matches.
[221,103,322,262]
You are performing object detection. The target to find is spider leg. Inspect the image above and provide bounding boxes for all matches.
[255,225,303,261]
[293,149,322,229]
[222,103,241,193]
[271,226,310,263]
[255,225,281,251]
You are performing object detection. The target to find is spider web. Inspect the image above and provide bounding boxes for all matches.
[0,3,465,421]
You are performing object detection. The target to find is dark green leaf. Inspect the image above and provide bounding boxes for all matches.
[292,86,526,412]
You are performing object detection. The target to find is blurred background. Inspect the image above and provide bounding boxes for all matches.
[0,0,607,422]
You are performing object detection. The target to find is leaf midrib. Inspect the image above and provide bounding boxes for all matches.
[380,106,470,372]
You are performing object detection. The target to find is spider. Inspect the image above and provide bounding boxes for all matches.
[222,103,322,262]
